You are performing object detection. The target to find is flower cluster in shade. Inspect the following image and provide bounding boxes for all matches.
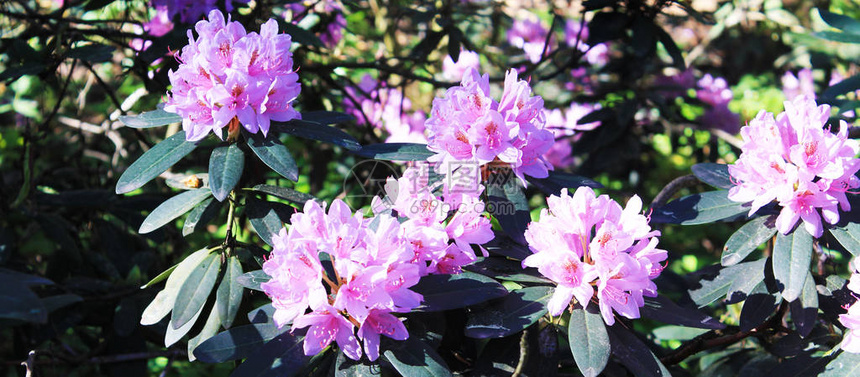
[543,102,602,168]
[522,186,667,325]
[695,74,740,134]
[163,11,301,141]
[563,20,610,67]
[144,0,249,37]
[839,259,860,353]
[727,95,860,238]
[261,172,493,361]
[285,0,346,48]
[343,75,427,143]
[425,68,555,183]
[508,16,550,64]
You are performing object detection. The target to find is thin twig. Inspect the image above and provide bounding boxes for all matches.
[650,174,700,209]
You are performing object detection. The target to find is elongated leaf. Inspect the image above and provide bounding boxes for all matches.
[209,143,245,202]
[116,131,198,194]
[274,119,361,151]
[464,257,552,284]
[119,108,182,129]
[0,274,47,323]
[829,222,860,257]
[334,350,379,376]
[726,258,767,304]
[486,174,530,245]
[640,295,725,329]
[237,270,272,292]
[229,332,308,377]
[482,232,532,260]
[188,304,223,361]
[248,135,298,181]
[139,188,212,233]
[183,197,223,236]
[773,228,812,302]
[821,351,860,376]
[820,11,860,34]
[790,271,818,337]
[250,184,316,206]
[527,171,602,195]
[814,31,860,44]
[464,286,552,338]
[692,163,733,190]
[689,260,763,307]
[246,197,291,246]
[172,253,221,329]
[67,43,114,62]
[194,323,286,363]
[739,283,779,332]
[300,111,355,125]
[382,336,452,377]
[140,265,176,289]
[650,190,749,225]
[411,272,508,311]
[655,23,685,70]
[216,256,243,329]
[607,325,671,377]
[568,306,611,377]
[166,303,204,347]
[823,75,860,100]
[140,248,212,325]
[722,215,776,266]
[353,143,433,161]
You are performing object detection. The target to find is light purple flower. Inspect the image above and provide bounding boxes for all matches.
[696,74,740,133]
[442,50,481,82]
[509,17,549,63]
[344,75,427,143]
[782,68,815,101]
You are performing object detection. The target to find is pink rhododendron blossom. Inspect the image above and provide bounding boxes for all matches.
[564,20,610,66]
[728,95,860,237]
[425,68,554,183]
[654,69,696,98]
[508,17,549,63]
[144,0,250,36]
[523,187,666,325]
[783,68,815,101]
[442,50,481,82]
[839,260,860,353]
[696,74,740,133]
[163,10,301,141]
[286,1,346,48]
[344,75,427,143]
[543,102,602,168]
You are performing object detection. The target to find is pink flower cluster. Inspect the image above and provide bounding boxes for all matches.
[543,102,602,168]
[164,10,301,141]
[286,1,346,48]
[261,177,493,360]
[508,17,549,64]
[145,0,249,36]
[840,259,860,353]
[523,187,667,325]
[782,68,815,101]
[696,74,740,133]
[728,95,860,238]
[441,50,481,82]
[425,68,555,183]
[343,75,427,143]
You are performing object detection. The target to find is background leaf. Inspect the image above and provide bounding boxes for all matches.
[119,108,182,129]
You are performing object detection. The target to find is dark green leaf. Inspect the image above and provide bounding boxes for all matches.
[829,222,860,257]
[67,43,114,63]
[0,273,47,323]
[247,135,298,182]
[209,143,245,202]
[273,120,361,151]
[655,24,686,70]
[526,171,602,196]
[183,197,223,236]
[411,272,508,311]
[692,163,733,190]
[382,336,452,377]
[140,248,213,325]
[300,111,355,126]
[139,189,212,234]
[726,259,767,304]
[281,22,324,47]
[250,184,316,206]
[650,190,749,225]
[194,323,286,363]
[353,143,433,161]
[246,197,291,246]
[464,257,552,284]
[249,303,275,324]
[568,305,611,377]
[166,303,205,347]
[141,265,176,289]
[790,271,818,337]
[334,350,381,376]
[632,16,656,57]
[823,75,860,100]
[640,295,725,329]
[116,131,198,194]
[486,174,530,245]
[0,64,45,82]
[821,351,860,376]
[189,304,224,361]
[464,286,551,338]
[217,256,243,329]
[482,233,532,260]
[814,31,860,44]
[820,11,860,34]
[772,228,812,302]
[607,325,671,377]
[119,108,182,129]
[690,260,764,307]
[172,253,220,329]
[229,332,308,377]
[722,215,776,266]
[739,283,779,332]
[236,270,272,292]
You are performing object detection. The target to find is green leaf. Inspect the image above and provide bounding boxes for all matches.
[526,171,602,196]
[183,197,223,236]
[828,222,860,257]
[790,271,818,337]
[568,305,611,377]
[119,108,183,129]
[820,11,860,34]
[739,282,779,332]
[607,324,671,377]
[640,295,725,329]
[273,119,361,151]
[166,303,205,347]
[726,258,767,304]
[772,228,812,302]
[140,248,213,325]
[67,43,114,63]
[655,24,686,70]
[333,350,379,376]
[692,163,733,190]
[249,184,316,207]
[246,197,291,246]
[486,174,531,245]
[411,271,508,311]
[652,326,708,341]
[300,111,355,125]
[116,131,198,194]
[814,30,860,44]
[650,190,749,225]
[464,286,552,338]
[236,270,272,292]
[281,22,324,47]
[464,257,552,284]
[216,256,243,329]
[247,135,298,182]
[821,351,860,376]
[140,265,176,289]
[172,253,221,329]
[194,323,285,363]
[139,188,213,234]
[722,215,776,266]
[188,304,223,361]
[353,143,434,161]
[689,260,764,307]
[382,336,453,377]
[0,273,47,323]
[209,143,245,202]
[823,75,860,100]
[229,332,308,377]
